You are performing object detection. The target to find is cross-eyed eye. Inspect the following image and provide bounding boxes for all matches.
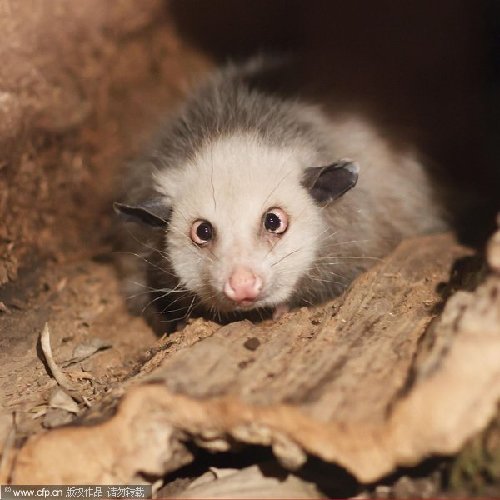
[191,220,214,245]
[263,208,288,234]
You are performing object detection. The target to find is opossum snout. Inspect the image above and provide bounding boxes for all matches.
[223,266,263,305]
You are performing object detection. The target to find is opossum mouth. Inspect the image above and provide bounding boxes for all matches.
[220,298,263,312]
[235,299,259,309]
[206,291,269,313]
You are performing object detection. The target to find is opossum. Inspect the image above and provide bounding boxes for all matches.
[114,58,445,332]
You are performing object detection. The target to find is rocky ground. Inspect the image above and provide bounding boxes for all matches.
[0,1,498,498]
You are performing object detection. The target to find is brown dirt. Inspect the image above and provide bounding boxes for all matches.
[0,0,209,462]
[5,232,500,498]
[0,0,210,286]
[0,0,209,429]
[0,2,499,498]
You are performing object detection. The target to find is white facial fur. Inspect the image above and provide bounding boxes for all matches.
[154,133,324,312]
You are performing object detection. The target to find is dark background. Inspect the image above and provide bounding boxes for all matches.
[170,0,500,242]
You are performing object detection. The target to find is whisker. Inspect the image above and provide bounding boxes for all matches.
[142,284,188,314]
[260,167,295,211]
[315,256,382,262]
[210,149,217,211]
[322,239,373,247]
[114,250,173,276]
[185,294,198,320]
[127,280,188,294]
[127,287,188,300]
[271,247,303,267]
[121,224,171,260]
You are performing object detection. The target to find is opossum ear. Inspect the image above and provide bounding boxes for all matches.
[113,199,170,228]
[303,159,359,205]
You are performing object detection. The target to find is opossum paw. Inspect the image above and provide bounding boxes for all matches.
[272,303,290,320]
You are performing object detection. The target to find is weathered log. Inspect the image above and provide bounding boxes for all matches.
[9,232,499,486]
[0,0,208,287]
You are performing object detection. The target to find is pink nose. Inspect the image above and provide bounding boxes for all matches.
[224,267,263,304]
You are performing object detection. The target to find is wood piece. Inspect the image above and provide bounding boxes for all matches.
[10,233,500,485]
[175,464,322,499]
[40,324,88,406]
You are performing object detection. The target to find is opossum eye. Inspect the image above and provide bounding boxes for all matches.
[191,220,213,245]
[264,208,288,234]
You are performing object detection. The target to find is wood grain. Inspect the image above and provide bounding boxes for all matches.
[10,233,500,485]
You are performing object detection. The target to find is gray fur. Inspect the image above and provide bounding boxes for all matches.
[116,58,446,331]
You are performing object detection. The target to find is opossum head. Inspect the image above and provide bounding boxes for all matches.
[115,133,358,313]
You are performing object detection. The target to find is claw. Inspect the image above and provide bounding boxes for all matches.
[272,303,290,320]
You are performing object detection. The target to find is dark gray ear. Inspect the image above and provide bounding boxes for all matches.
[303,159,359,205]
[113,198,170,228]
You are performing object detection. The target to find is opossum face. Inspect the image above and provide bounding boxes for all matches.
[116,134,358,313]
[155,134,358,312]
